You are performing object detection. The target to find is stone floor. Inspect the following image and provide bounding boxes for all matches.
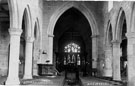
[0,75,127,86]
[21,76,65,86]
[80,76,125,86]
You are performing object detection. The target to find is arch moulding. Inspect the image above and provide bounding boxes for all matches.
[115,7,127,41]
[20,5,32,38]
[33,18,42,51]
[8,0,20,28]
[47,2,99,37]
[105,20,113,46]
[46,2,99,66]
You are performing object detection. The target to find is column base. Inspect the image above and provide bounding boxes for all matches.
[103,69,112,77]
[128,81,135,86]
[113,77,121,81]
[33,69,38,76]
[6,77,20,85]
[23,75,33,79]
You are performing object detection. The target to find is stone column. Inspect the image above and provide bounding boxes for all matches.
[6,28,22,85]
[23,37,34,79]
[104,45,112,77]
[126,32,135,86]
[48,34,54,64]
[33,60,38,76]
[91,35,98,69]
[33,44,39,76]
[112,40,121,81]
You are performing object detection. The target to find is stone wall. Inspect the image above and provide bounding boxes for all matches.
[0,22,9,76]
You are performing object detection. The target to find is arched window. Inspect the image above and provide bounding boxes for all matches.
[64,43,80,53]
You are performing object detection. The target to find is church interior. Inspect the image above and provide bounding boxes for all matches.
[0,0,135,86]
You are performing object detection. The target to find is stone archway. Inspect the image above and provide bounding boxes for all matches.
[115,8,126,41]
[21,8,34,79]
[47,2,99,66]
[6,1,35,85]
[47,2,98,36]
[112,8,127,81]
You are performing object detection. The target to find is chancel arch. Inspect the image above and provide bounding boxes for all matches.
[50,4,100,78]
[47,2,98,36]
[47,3,99,74]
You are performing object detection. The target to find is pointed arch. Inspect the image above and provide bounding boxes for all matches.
[33,18,41,49]
[33,18,41,41]
[34,22,38,40]
[34,18,42,50]
[8,0,19,28]
[105,20,113,46]
[21,5,32,38]
[130,3,135,32]
[47,2,98,36]
[115,7,127,41]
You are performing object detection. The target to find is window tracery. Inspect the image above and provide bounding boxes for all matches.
[64,43,80,53]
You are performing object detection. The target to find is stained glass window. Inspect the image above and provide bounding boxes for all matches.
[64,43,80,53]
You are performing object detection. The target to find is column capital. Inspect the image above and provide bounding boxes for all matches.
[111,40,121,44]
[91,34,99,38]
[126,32,135,44]
[126,32,135,39]
[48,34,54,38]
[111,40,121,48]
[8,28,22,36]
[26,37,35,43]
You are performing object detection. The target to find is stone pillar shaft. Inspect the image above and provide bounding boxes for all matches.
[23,37,34,79]
[6,28,22,85]
[126,32,135,86]
[104,46,112,77]
[48,34,54,64]
[91,35,98,68]
[33,62,38,76]
[112,40,121,80]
